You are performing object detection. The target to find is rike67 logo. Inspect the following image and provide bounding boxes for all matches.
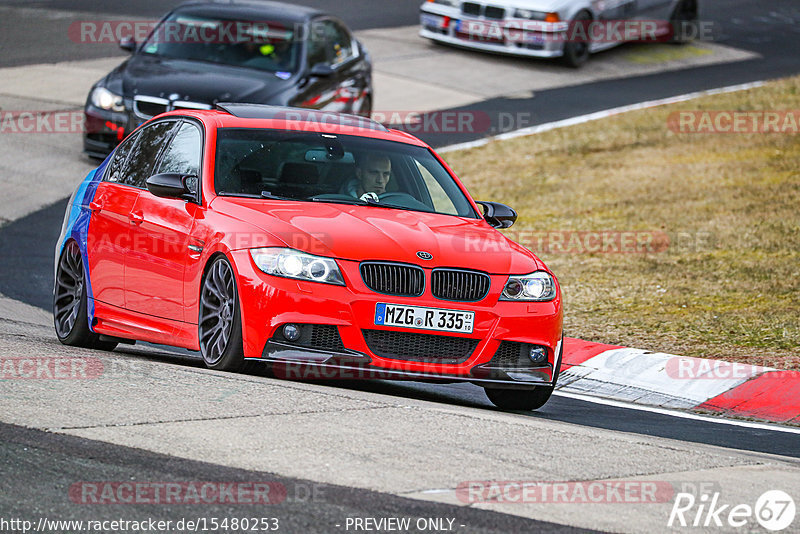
[669,490,796,531]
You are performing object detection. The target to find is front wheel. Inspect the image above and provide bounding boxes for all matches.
[199,256,245,371]
[53,241,117,351]
[561,12,592,68]
[484,385,555,411]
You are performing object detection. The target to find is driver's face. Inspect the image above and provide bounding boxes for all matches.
[358,157,391,195]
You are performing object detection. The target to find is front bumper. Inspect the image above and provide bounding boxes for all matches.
[419,7,567,59]
[83,105,143,159]
[233,250,563,388]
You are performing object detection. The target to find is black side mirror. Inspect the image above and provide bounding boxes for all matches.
[476,201,517,229]
[119,37,136,53]
[309,63,333,77]
[146,173,197,201]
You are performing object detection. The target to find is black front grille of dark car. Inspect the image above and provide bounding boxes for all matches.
[432,269,491,302]
[462,2,481,16]
[360,262,425,297]
[273,324,345,351]
[134,100,168,118]
[484,6,505,19]
[488,341,546,368]
[362,329,479,364]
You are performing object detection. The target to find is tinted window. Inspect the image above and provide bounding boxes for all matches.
[311,20,355,67]
[307,26,328,67]
[141,14,301,73]
[121,121,177,188]
[156,122,202,176]
[214,129,478,218]
[104,131,140,183]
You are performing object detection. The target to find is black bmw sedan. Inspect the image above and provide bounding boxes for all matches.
[84,0,373,158]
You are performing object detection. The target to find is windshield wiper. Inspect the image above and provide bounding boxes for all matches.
[311,197,420,212]
[216,191,293,200]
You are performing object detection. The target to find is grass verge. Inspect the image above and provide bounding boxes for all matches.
[444,76,800,369]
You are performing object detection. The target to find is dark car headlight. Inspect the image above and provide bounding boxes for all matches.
[500,271,556,301]
[250,247,345,285]
[90,87,125,112]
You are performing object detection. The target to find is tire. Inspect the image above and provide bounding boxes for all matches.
[561,11,592,68]
[198,256,245,372]
[53,241,118,351]
[669,0,698,44]
[358,94,372,118]
[484,385,555,411]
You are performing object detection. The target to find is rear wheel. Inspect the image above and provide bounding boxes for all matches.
[669,0,698,44]
[199,256,245,371]
[53,241,117,351]
[484,385,555,411]
[562,11,592,68]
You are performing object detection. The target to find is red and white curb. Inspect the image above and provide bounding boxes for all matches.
[558,338,800,425]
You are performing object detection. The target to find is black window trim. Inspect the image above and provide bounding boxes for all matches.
[150,117,206,205]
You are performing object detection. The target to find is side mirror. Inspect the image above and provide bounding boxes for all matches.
[309,63,333,78]
[119,37,136,53]
[146,173,197,201]
[476,201,517,229]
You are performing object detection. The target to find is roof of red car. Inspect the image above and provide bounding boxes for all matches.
[159,106,429,147]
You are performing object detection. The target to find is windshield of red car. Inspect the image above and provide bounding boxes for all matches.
[214,128,479,218]
[140,14,300,74]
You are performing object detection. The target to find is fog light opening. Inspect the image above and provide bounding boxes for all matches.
[282,324,301,342]
[528,346,547,364]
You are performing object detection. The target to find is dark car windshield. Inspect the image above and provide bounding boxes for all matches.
[214,128,479,218]
[140,14,301,73]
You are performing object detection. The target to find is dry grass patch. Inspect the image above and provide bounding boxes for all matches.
[444,76,800,369]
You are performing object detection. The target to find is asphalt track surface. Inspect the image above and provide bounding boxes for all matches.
[2,198,798,460]
[1,2,799,532]
[1,422,591,533]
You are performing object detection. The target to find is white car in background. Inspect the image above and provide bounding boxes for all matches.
[419,0,698,67]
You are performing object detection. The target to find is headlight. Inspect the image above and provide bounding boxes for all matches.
[90,87,125,112]
[515,9,559,21]
[250,248,345,286]
[428,0,460,7]
[500,271,556,301]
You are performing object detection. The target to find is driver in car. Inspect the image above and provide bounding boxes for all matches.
[342,153,391,201]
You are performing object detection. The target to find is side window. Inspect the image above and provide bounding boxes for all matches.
[104,132,140,183]
[120,121,178,189]
[307,22,329,67]
[156,122,202,176]
[327,22,354,66]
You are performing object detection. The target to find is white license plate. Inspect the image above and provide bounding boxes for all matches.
[421,14,445,29]
[455,19,502,37]
[374,303,474,334]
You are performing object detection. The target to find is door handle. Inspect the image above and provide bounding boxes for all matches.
[89,201,103,211]
[129,212,144,225]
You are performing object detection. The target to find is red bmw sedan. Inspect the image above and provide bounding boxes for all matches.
[54,104,563,410]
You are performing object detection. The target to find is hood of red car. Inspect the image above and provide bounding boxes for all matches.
[215,199,544,274]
